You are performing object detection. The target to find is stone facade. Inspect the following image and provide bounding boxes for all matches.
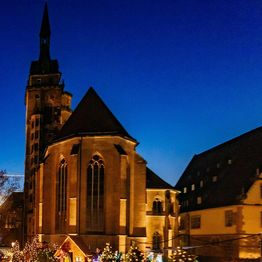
[24,4,179,258]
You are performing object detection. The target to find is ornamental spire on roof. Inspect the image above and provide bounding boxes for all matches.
[39,2,51,61]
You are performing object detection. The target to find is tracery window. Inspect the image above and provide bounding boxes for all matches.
[87,154,104,232]
[153,198,163,214]
[152,232,161,251]
[56,159,67,232]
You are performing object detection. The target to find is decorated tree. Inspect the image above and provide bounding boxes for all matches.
[23,235,40,261]
[11,236,59,262]
[11,240,24,262]
[125,242,144,262]
[101,243,116,262]
[37,241,59,262]
[171,247,197,262]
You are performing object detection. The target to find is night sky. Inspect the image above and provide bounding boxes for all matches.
[1,0,262,186]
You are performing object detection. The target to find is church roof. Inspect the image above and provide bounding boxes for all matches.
[146,167,174,189]
[175,126,262,212]
[57,87,136,142]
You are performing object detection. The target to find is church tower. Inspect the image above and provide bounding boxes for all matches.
[24,3,72,240]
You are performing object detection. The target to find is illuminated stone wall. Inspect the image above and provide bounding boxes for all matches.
[36,135,150,252]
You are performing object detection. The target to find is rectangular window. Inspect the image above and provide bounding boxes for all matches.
[225,210,233,227]
[197,196,202,204]
[212,176,218,182]
[179,216,186,230]
[69,198,77,226]
[191,215,201,229]
[191,184,195,191]
[200,180,204,188]
[34,143,38,151]
[183,187,187,193]
[39,203,43,227]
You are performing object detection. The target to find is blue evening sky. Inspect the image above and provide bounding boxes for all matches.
[0,0,262,185]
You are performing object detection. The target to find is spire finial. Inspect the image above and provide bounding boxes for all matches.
[39,2,51,61]
[40,2,51,37]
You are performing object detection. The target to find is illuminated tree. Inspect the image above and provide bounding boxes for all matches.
[171,247,197,262]
[11,240,24,262]
[37,241,59,262]
[23,235,39,261]
[101,243,115,262]
[12,236,58,262]
[125,242,144,262]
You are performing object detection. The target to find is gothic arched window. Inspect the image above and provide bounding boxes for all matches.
[152,232,161,251]
[153,198,163,214]
[87,154,104,232]
[56,159,67,233]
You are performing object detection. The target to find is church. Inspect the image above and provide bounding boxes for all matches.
[23,3,179,258]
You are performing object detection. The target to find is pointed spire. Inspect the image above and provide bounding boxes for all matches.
[40,2,51,37]
[39,2,51,61]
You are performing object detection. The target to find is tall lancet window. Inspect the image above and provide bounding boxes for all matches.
[56,159,67,233]
[87,154,104,232]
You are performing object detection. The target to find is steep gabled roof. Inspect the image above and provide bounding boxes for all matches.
[146,167,174,189]
[175,126,262,212]
[57,87,136,142]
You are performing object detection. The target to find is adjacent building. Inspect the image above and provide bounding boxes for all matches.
[175,127,262,261]
[23,3,179,258]
[0,192,23,246]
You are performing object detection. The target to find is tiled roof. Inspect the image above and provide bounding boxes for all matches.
[57,87,136,142]
[175,126,262,212]
[69,236,92,255]
[146,167,174,189]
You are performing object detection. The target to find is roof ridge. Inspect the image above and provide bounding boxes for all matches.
[57,87,137,142]
[196,126,262,157]
[146,167,174,189]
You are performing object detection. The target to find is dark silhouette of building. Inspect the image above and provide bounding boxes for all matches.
[24,3,72,240]
[175,127,262,261]
[0,192,23,246]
